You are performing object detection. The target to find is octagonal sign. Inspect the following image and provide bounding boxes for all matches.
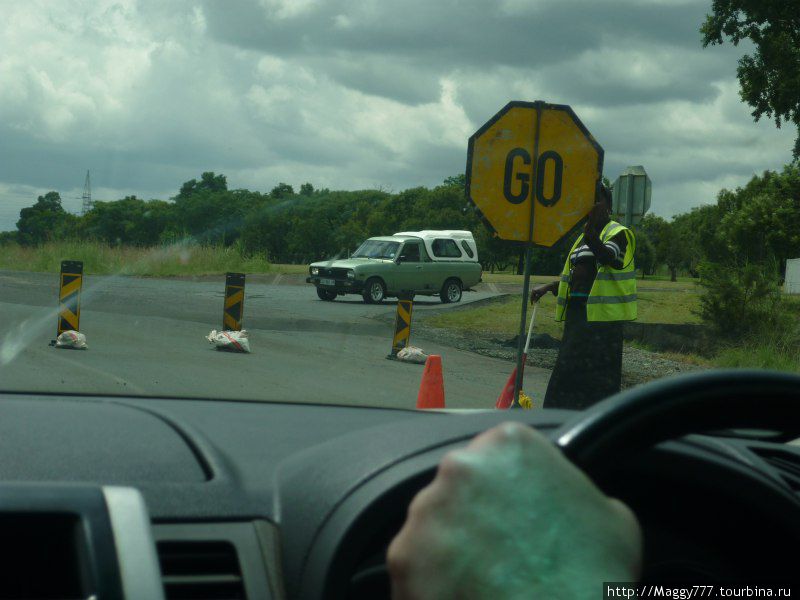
[466,101,604,246]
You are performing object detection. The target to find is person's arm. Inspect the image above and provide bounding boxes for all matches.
[388,423,642,599]
[585,229,627,268]
[530,280,559,303]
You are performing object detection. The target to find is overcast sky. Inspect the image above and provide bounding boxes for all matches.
[0,0,795,232]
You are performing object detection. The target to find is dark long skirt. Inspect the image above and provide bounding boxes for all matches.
[543,298,623,410]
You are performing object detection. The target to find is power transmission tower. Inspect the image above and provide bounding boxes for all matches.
[81,170,92,215]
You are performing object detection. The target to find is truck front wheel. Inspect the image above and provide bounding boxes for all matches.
[317,288,337,301]
[362,278,386,304]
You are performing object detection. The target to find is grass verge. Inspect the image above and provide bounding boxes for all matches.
[0,241,271,276]
[480,271,700,291]
[714,339,800,372]
[270,264,312,275]
[426,289,703,342]
[426,294,564,340]
[427,290,800,373]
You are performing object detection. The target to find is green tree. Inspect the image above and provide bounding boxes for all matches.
[702,1,800,158]
[81,197,175,246]
[714,165,800,271]
[408,184,470,231]
[639,215,688,281]
[299,183,314,196]
[442,174,466,189]
[16,191,72,245]
[271,183,295,199]
[178,190,253,245]
[632,228,657,278]
[472,228,514,273]
[333,220,367,256]
[241,208,291,262]
[672,204,724,274]
[178,172,228,198]
[698,259,788,339]
[287,213,332,261]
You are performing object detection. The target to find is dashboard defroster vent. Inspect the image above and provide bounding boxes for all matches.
[157,540,246,599]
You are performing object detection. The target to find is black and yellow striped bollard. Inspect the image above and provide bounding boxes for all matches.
[387,292,414,359]
[223,272,246,331]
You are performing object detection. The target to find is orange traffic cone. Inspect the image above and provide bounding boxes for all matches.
[417,355,445,409]
[496,367,517,409]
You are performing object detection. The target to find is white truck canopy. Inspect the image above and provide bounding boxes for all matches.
[393,230,479,262]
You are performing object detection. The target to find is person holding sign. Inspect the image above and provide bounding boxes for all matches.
[530,186,636,410]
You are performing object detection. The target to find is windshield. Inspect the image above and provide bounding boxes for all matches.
[352,240,401,260]
[0,1,798,421]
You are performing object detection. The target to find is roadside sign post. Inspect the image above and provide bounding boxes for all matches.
[467,101,604,406]
[612,166,651,227]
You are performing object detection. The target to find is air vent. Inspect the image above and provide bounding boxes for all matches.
[157,540,246,599]
[753,447,800,491]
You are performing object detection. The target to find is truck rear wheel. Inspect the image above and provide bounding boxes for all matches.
[440,279,462,303]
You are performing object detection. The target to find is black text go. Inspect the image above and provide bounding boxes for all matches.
[503,148,563,207]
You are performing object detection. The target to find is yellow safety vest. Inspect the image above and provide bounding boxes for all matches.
[556,221,637,322]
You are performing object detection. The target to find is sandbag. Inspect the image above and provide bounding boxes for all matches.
[55,330,87,350]
[397,346,428,364]
[206,329,251,353]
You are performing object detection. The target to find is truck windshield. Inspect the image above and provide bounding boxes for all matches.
[352,240,400,259]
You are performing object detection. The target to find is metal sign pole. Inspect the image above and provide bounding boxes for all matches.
[626,173,634,227]
[512,102,542,407]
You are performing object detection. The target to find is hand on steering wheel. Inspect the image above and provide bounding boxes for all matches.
[388,422,642,599]
[389,370,800,599]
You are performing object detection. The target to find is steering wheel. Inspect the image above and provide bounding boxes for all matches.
[333,369,800,599]
[555,368,800,572]
[556,369,800,471]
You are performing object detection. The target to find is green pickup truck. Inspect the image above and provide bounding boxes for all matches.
[306,230,483,304]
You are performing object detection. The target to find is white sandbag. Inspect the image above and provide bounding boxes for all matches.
[55,330,87,350]
[206,329,251,353]
[397,346,428,364]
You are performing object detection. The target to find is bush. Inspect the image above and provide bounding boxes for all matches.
[0,231,18,245]
[714,337,800,372]
[697,259,793,340]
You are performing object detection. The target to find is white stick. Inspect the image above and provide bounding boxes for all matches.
[523,301,537,355]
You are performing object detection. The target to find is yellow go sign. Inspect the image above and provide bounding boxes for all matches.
[466,101,603,247]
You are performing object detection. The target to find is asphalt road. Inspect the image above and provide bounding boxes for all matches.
[0,271,551,409]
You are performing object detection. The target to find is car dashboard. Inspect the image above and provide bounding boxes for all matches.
[0,392,798,599]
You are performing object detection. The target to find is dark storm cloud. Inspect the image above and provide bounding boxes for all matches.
[0,0,796,232]
[306,54,442,106]
[199,0,750,128]
[203,0,705,68]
